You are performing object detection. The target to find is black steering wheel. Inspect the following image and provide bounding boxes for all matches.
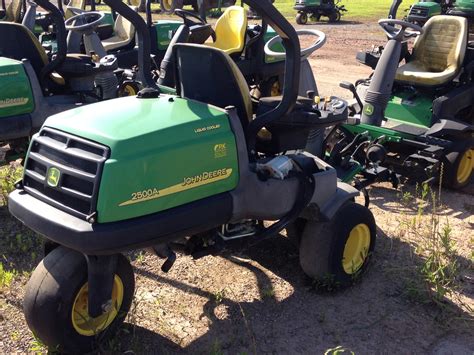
[65,11,105,33]
[174,8,206,27]
[378,19,423,41]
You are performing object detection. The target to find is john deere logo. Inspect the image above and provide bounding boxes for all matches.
[363,103,374,116]
[46,167,61,187]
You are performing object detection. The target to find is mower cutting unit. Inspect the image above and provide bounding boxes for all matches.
[334,16,474,191]
[9,0,377,352]
[294,0,346,25]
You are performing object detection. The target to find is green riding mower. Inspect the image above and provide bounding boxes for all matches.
[330,15,474,192]
[407,0,474,25]
[0,0,121,165]
[9,0,377,352]
[294,0,347,25]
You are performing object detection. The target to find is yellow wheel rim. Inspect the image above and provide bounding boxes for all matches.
[342,223,371,274]
[456,148,474,184]
[71,275,124,337]
[162,0,172,11]
[271,81,281,97]
[122,84,137,97]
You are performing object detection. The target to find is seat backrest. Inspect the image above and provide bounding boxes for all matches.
[412,15,467,73]
[212,6,247,56]
[0,22,48,78]
[114,11,135,40]
[174,44,253,130]
[5,0,22,22]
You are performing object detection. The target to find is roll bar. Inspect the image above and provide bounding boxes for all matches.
[103,0,156,89]
[34,0,67,85]
[243,0,301,160]
[389,0,402,18]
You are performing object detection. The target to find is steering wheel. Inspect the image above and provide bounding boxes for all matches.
[66,6,87,17]
[378,19,423,41]
[264,29,326,61]
[65,11,105,33]
[174,9,206,27]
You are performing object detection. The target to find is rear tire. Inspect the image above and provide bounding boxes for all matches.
[442,141,474,189]
[299,202,376,288]
[24,247,135,353]
[296,12,308,25]
[160,0,183,14]
[129,0,146,12]
[328,10,341,23]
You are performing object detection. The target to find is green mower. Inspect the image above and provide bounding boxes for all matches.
[407,0,474,25]
[330,15,474,192]
[9,0,377,352]
[294,0,347,25]
[0,0,123,166]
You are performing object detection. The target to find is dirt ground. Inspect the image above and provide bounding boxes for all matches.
[1,19,473,354]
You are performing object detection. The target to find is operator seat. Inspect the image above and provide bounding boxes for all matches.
[0,22,65,85]
[2,0,22,22]
[102,8,136,52]
[206,6,248,57]
[395,15,468,86]
[174,44,253,130]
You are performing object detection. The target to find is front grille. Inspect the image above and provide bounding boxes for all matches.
[23,127,109,221]
[409,5,429,18]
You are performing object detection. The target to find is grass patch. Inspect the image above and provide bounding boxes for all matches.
[0,163,22,206]
[0,262,16,289]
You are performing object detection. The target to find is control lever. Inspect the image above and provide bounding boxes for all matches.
[339,81,364,114]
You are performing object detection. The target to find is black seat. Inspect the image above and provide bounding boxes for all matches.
[0,22,50,79]
[173,43,253,131]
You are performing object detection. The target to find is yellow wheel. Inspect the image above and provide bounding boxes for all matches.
[342,223,371,274]
[443,142,474,189]
[160,0,183,14]
[118,82,140,97]
[24,247,135,353]
[456,148,473,185]
[299,202,376,288]
[72,275,124,336]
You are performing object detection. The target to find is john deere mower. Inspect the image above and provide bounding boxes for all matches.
[294,0,347,25]
[330,15,474,191]
[0,0,120,165]
[9,0,377,351]
[406,0,474,26]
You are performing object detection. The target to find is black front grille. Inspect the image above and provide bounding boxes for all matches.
[23,127,109,221]
[409,5,429,18]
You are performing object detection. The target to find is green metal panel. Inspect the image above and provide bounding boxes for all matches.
[295,0,321,5]
[154,20,182,51]
[385,92,433,128]
[0,58,34,118]
[102,12,114,26]
[454,0,474,11]
[413,1,442,16]
[45,95,239,223]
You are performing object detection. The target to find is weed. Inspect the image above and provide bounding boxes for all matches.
[325,345,355,355]
[0,163,22,206]
[214,289,226,304]
[210,338,224,355]
[0,262,16,289]
[261,286,275,299]
[29,336,47,354]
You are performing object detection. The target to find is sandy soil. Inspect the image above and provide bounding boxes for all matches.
[0,19,473,354]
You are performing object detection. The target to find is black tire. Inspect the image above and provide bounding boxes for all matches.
[118,81,141,97]
[129,0,146,12]
[299,202,376,288]
[160,0,183,14]
[442,141,474,190]
[328,10,341,23]
[285,217,307,248]
[24,247,135,353]
[296,12,308,25]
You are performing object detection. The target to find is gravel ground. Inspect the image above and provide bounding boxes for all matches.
[0,16,473,355]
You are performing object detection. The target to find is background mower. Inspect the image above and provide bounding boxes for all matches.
[332,15,474,191]
[407,0,474,25]
[295,0,346,25]
[9,0,377,352]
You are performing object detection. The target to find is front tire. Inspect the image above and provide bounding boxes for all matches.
[299,202,376,287]
[24,247,135,353]
[296,12,308,25]
[328,10,341,23]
